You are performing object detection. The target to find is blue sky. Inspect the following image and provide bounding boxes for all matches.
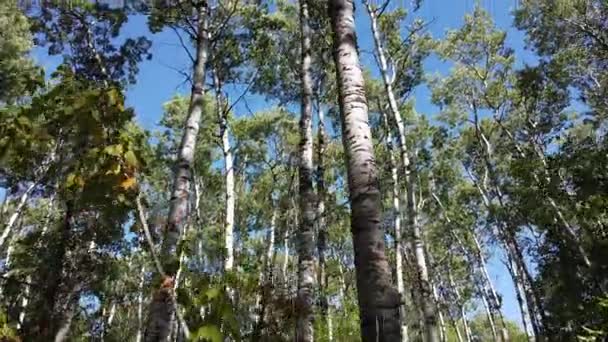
[27,0,537,330]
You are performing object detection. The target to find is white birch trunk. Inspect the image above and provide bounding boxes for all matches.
[317,99,332,342]
[365,3,438,340]
[137,265,146,342]
[495,119,590,267]
[382,108,409,342]
[431,283,447,342]
[18,275,31,330]
[330,0,402,339]
[146,5,209,341]
[0,182,36,249]
[505,255,534,342]
[296,1,315,339]
[213,70,235,273]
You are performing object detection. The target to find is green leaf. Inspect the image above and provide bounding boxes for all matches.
[205,287,220,300]
[124,150,139,168]
[106,163,121,175]
[104,144,124,157]
[192,325,222,342]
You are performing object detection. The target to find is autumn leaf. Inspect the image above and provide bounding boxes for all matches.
[120,176,137,190]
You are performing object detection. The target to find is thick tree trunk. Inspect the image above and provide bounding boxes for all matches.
[146,5,208,341]
[329,1,401,340]
[213,70,235,273]
[365,4,438,341]
[296,1,316,340]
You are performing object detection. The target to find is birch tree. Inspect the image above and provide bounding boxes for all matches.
[329,0,401,340]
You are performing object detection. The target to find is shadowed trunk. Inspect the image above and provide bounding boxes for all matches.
[316,98,331,341]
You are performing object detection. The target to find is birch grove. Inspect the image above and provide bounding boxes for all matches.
[0,1,606,341]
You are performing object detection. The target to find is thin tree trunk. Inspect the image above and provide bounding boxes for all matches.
[495,117,590,268]
[365,4,438,340]
[137,265,146,342]
[283,222,290,284]
[431,283,447,342]
[18,191,57,329]
[470,234,509,341]
[316,99,331,341]
[504,256,533,342]
[39,201,72,340]
[253,206,277,335]
[336,254,346,303]
[54,306,74,342]
[329,0,401,339]
[18,275,30,330]
[432,190,501,342]
[146,4,208,341]
[466,139,546,341]
[138,196,191,341]
[472,114,548,337]
[213,69,235,273]
[447,268,472,342]
[451,316,465,342]
[0,181,36,249]
[381,107,409,342]
[296,1,315,340]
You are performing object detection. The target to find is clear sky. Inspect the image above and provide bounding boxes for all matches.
[29,0,537,330]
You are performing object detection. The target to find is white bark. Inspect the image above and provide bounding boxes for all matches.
[447,269,472,342]
[330,0,402,339]
[18,275,30,330]
[431,283,447,342]
[505,253,534,342]
[282,224,290,284]
[138,195,190,341]
[0,182,36,249]
[365,3,438,340]
[496,120,591,267]
[317,99,331,342]
[382,108,409,342]
[296,1,315,339]
[254,207,277,327]
[213,70,235,272]
[465,121,547,339]
[163,5,208,258]
[137,265,146,342]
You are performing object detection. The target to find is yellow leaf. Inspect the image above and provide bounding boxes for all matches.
[120,177,137,190]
